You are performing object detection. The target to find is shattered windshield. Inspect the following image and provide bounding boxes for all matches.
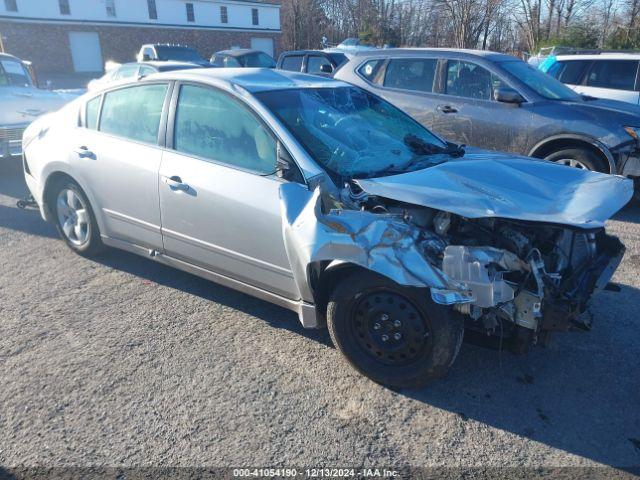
[256,87,453,179]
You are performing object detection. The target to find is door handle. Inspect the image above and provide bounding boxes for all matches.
[163,175,190,192]
[74,146,94,158]
[437,105,458,114]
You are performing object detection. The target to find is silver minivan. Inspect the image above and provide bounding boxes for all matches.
[22,68,632,387]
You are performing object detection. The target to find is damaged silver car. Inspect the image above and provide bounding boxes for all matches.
[22,69,633,387]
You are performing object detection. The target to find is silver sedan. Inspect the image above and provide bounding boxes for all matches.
[22,68,632,387]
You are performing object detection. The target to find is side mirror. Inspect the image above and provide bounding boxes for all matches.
[494,87,525,104]
[276,142,292,179]
[320,64,333,74]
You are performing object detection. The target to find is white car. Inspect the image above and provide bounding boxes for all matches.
[87,61,205,91]
[545,53,640,104]
[1,52,71,160]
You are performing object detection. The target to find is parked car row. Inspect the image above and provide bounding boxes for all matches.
[332,49,640,181]
[0,52,73,160]
[21,67,632,387]
[6,43,640,387]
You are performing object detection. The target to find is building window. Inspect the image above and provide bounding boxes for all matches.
[105,0,116,17]
[58,0,70,15]
[4,0,17,12]
[251,8,259,25]
[220,5,228,24]
[186,2,195,22]
[147,0,157,19]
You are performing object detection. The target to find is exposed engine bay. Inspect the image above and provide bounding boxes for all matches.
[278,165,630,353]
[337,181,626,350]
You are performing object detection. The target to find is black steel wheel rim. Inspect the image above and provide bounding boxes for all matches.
[350,290,431,366]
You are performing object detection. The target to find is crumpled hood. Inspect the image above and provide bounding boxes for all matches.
[0,86,70,125]
[355,151,634,228]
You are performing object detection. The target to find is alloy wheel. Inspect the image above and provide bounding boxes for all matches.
[56,188,90,246]
[554,158,590,170]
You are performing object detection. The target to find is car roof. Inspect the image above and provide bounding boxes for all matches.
[555,53,640,60]
[215,49,263,57]
[351,48,518,62]
[150,67,350,92]
[281,50,332,55]
[0,52,22,62]
[140,60,203,68]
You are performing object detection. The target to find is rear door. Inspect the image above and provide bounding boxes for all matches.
[158,83,298,298]
[279,54,304,73]
[578,59,640,104]
[431,59,530,152]
[71,83,170,249]
[362,57,441,129]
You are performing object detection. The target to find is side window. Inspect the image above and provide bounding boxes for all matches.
[383,58,437,92]
[143,48,154,60]
[99,84,168,143]
[446,60,505,100]
[223,56,241,67]
[307,55,332,74]
[139,65,156,77]
[586,60,638,91]
[280,55,303,72]
[357,59,384,83]
[86,96,101,130]
[174,84,277,174]
[547,60,589,84]
[113,64,139,80]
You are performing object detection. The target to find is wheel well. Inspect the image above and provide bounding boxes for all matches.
[311,262,380,320]
[530,138,611,173]
[42,172,76,221]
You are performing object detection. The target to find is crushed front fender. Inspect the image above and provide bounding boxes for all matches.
[279,183,473,309]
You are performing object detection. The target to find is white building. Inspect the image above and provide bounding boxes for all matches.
[0,0,281,73]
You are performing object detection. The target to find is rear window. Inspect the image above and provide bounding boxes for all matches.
[547,60,590,84]
[383,58,437,93]
[280,55,303,72]
[586,60,638,91]
[99,84,167,144]
[357,59,384,83]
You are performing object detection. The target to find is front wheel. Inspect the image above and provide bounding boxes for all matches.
[545,147,608,173]
[53,180,104,256]
[326,271,464,388]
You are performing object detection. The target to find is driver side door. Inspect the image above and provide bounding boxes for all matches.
[158,83,299,299]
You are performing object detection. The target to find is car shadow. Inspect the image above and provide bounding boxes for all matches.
[614,199,640,224]
[0,160,29,201]
[96,245,640,470]
[397,284,640,471]
[0,203,58,239]
[93,248,333,348]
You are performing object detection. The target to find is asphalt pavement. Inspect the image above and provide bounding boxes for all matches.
[1,158,639,477]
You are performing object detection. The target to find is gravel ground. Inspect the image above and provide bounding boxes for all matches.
[1,159,639,477]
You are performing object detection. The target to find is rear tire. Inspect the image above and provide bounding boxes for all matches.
[545,147,608,173]
[52,180,104,257]
[326,271,464,388]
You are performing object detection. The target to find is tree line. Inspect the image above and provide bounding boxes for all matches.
[280,0,640,56]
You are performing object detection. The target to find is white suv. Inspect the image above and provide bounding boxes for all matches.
[545,53,640,104]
